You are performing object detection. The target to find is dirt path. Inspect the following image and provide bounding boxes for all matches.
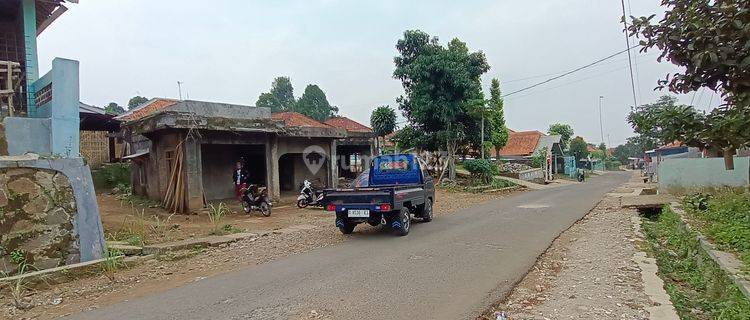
[2,188,516,319]
[482,176,652,319]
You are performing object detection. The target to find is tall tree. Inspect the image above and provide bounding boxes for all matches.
[104,102,125,115]
[128,96,148,110]
[487,78,509,159]
[548,123,574,150]
[628,0,750,169]
[393,30,489,180]
[255,76,296,112]
[569,136,589,162]
[370,105,397,153]
[612,138,647,164]
[295,84,338,121]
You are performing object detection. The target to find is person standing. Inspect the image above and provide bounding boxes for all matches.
[233,161,248,201]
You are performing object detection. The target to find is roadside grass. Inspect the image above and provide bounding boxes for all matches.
[101,246,124,282]
[641,206,750,319]
[683,191,750,271]
[208,203,235,235]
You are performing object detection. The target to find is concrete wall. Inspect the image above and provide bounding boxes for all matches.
[171,100,270,120]
[658,157,750,192]
[4,117,51,155]
[200,144,266,201]
[3,58,80,157]
[0,157,105,274]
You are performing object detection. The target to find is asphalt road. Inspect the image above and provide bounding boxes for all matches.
[68,172,629,320]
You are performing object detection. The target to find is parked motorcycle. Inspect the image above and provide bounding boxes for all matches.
[297,179,325,208]
[240,183,272,216]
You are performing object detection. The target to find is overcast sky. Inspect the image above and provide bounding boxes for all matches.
[37,0,723,146]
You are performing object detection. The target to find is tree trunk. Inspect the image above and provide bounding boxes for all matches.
[447,140,457,181]
[723,147,736,170]
[495,145,500,160]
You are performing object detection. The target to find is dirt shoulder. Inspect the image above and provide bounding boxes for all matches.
[481,178,652,319]
[2,187,518,319]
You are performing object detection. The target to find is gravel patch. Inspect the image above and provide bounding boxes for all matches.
[482,187,652,319]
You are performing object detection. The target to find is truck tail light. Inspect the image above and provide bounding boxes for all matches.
[326,203,337,211]
[376,203,392,211]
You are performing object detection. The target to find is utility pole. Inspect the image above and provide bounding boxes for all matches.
[599,96,604,143]
[177,81,183,100]
[621,0,639,108]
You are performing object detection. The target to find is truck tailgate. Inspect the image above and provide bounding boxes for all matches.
[325,188,392,205]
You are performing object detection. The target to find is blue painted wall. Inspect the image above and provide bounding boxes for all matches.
[659,157,750,191]
[5,58,80,157]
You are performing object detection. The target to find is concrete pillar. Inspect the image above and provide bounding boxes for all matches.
[329,139,338,188]
[266,134,280,200]
[184,137,204,211]
[48,58,80,157]
[22,0,38,116]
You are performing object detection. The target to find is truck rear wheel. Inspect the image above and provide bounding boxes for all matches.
[420,199,433,222]
[339,220,355,234]
[393,207,411,236]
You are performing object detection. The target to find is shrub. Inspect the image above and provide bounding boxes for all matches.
[530,150,546,168]
[92,163,131,191]
[491,177,516,189]
[463,159,497,184]
[685,191,750,269]
[605,159,622,170]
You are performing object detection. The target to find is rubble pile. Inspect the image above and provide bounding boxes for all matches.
[498,162,532,173]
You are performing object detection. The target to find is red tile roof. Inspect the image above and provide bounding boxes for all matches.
[657,141,684,150]
[497,130,544,156]
[117,98,180,122]
[271,112,331,128]
[323,117,372,133]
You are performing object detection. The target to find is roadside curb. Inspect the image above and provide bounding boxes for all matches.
[669,202,750,302]
[142,232,258,255]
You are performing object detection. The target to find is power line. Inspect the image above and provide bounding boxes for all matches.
[502,45,639,98]
[620,0,639,108]
[502,51,657,85]
[503,61,637,101]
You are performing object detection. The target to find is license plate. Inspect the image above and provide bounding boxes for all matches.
[348,209,370,218]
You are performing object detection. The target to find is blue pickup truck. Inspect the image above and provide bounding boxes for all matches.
[324,154,435,236]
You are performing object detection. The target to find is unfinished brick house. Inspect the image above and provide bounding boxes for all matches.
[117,98,374,212]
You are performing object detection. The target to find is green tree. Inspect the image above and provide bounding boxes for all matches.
[295,84,338,121]
[104,102,125,115]
[256,76,296,112]
[598,142,606,152]
[628,0,750,169]
[393,30,489,180]
[487,78,509,159]
[628,95,709,149]
[548,123,574,150]
[127,96,148,110]
[612,138,647,163]
[370,105,397,153]
[569,136,589,162]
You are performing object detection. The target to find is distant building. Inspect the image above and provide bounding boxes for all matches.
[79,102,123,168]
